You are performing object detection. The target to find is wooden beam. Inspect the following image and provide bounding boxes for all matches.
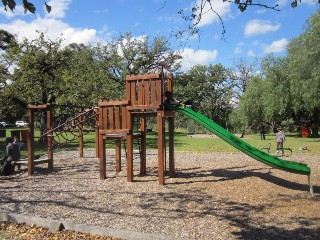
[127,105,161,110]
[99,129,130,135]
[98,100,129,107]
[126,113,134,182]
[99,138,106,180]
[157,111,165,185]
[126,73,160,81]
[78,108,84,158]
[140,117,147,176]
[27,108,34,176]
[115,139,121,172]
[27,104,49,109]
[47,105,53,169]
[168,117,175,177]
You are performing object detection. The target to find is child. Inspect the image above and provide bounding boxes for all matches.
[299,145,308,151]
[275,127,285,154]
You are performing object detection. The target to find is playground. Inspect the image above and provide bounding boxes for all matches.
[0,149,319,239]
[1,72,319,239]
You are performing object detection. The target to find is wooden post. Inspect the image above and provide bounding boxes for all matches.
[99,137,106,180]
[115,138,121,172]
[47,104,53,169]
[98,105,106,180]
[168,117,175,177]
[140,117,147,176]
[78,107,84,158]
[157,111,165,185]
[27,107,34,176]
[127,112,134,182]
[167,73,173,92]
[95,107,99,158]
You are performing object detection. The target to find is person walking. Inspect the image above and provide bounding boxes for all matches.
[258,123,266,140]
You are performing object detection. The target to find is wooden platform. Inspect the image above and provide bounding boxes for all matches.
[13,158,51,170]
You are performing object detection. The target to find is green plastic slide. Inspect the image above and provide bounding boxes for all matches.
[174,106,311,176]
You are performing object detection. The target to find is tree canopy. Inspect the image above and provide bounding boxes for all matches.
[1,9,320,136]
[229,9,320,135]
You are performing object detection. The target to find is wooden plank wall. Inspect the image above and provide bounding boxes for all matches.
[98,100,129,134]
[126,73,163,110]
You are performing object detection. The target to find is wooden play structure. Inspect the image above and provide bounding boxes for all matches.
[97,72,175,185]
[24,104,97,175]
[24,71,176,185]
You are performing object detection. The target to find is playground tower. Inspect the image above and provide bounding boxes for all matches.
[97,72,175,185]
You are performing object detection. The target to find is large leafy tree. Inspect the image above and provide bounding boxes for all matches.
[7,32,70,105]
[229,56,292,132]
[93,32,181,86]
[229,75,266,132]
[230,10,320,135]
[175,64,234,129]
[229,58,260,105]
[0,29,21,120]
[0,30,181,120]
[286,9,320,136]
[59,43,123,107]
[0,31,71,125]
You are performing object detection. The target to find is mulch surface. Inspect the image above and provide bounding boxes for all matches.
[0,222,120,240]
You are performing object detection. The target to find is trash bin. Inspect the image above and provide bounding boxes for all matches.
[21,130,28,142]
[0,129,6,138]
[11,130,21,140]
[301,127,310,138]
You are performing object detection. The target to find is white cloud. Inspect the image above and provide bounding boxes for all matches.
[263,38,289,54]
[0,0,98,46]
[178,48,218,71]
[0,17,100,46]
[0,5,26,18]
[45,0,72,18]
[194,0,232,27]
[245,19,281,37]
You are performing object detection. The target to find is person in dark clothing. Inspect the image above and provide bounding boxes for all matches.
[164,91,192,108]
[258,123,266,140]
[0,137,21,175]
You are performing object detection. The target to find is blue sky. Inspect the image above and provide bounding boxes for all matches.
[0,0,319,71]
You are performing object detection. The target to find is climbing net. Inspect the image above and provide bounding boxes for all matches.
[41,108,98,147]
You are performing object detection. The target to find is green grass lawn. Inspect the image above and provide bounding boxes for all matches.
[1,128,319,158]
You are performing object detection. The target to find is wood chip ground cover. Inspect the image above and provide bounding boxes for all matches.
[0,149,319,240]
[0,222,118,240]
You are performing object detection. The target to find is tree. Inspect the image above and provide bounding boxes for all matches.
[286,9,320,136]
[229,75,266,132]
[229,57,260,104]
[175,64,234,129]
[93,32,181,85]
[229,56,292,133]
[59,43,122,107]
[0,31,71,127]
[0,29,22,121]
